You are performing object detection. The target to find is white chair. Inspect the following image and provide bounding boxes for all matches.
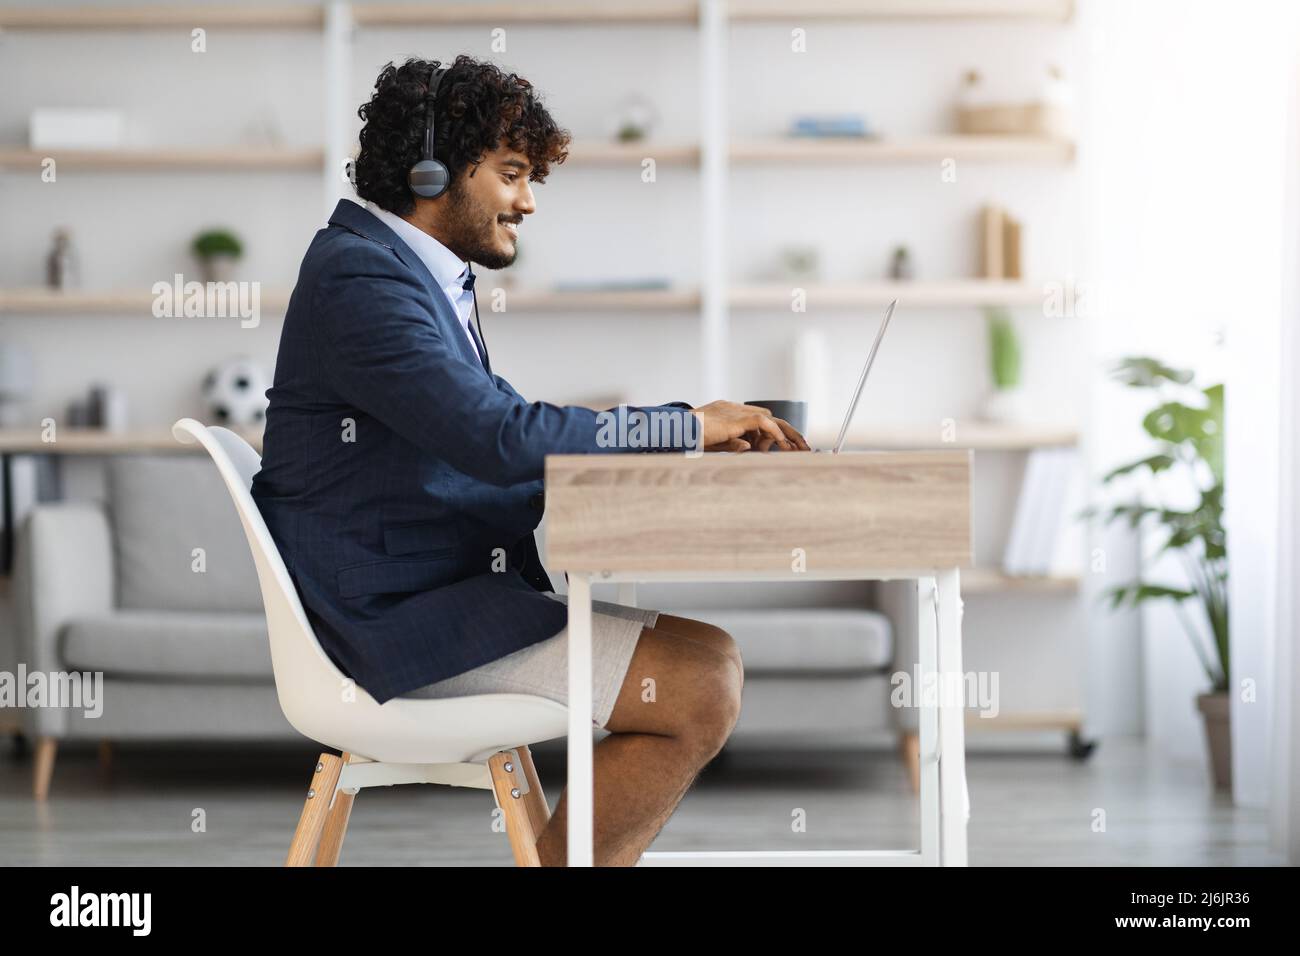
[171,418,569,866]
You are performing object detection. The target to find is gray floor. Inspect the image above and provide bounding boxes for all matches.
[0,736,1283,866]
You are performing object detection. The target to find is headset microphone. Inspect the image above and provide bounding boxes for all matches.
[408,64,451,200]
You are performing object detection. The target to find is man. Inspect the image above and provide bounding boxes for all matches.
[251,55,809,866]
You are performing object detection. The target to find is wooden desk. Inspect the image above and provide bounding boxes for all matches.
[545,450,974,867]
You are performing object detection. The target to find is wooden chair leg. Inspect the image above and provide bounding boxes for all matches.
[513,745,550,835]
[314,752,357,867]
[488,749,545,867]
[286,753,342,867]
[33,737,57,801]
[899,731,920,795]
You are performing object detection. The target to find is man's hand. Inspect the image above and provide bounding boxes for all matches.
[690,400,811,452]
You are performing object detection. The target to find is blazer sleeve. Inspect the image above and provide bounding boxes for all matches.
[312,247,699,488]
[494,372,694,415]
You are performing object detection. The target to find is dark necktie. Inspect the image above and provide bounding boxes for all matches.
[461,269,488,372]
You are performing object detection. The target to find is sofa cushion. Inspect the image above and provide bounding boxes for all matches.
[659,608,892,673]
[60,610,273,680]
[108,454,262,612]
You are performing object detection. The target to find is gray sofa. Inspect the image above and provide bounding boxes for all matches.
[13,453,910,798]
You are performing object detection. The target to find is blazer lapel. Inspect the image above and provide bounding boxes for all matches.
[326,200,489,377]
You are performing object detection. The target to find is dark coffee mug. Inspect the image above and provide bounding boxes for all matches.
[744,399,807,436]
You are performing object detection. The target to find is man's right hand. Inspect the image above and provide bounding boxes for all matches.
[690,400,811,452]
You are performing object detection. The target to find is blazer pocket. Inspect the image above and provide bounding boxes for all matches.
[337,553,459,599]
[383,520,460,556]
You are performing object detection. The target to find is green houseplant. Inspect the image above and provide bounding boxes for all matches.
[1088,356,1229,787]
[191,228,243,282]
[978,306,1026,422]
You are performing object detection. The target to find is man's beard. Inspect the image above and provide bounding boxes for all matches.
[442,178,517,270]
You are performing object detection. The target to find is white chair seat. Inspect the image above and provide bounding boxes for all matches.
[302,693,569,766]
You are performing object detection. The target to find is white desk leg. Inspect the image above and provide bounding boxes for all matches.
[616,582,637,608]
[567,572,595,867]
[917,577,940,866]
[936,568,969,866]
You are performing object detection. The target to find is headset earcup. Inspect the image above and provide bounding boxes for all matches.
[409,158,450,199]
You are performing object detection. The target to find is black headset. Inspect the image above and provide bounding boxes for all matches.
[408,64,451,200]
[407,61,491,374]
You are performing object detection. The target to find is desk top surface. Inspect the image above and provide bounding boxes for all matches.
[544,450,973,573]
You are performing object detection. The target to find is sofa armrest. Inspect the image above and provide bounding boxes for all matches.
[12,503,114,736]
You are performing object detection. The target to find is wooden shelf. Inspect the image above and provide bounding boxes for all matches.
[354,1,699,26]
[565,136,1073,166]
[730,0,1073,22]
[965,710,1083,731]
[0,139,1069,172]
[0,147,324,172]
[0,1,1074,30]
[815,423,1079,450]
[0,288,293,315]
[0,286,696,315]
[0,426,263,454]
[0,4,324,30]
[732,135,1074,164]
[731,280,1054,310]
[962,567,1080,594]
[484,286,701,311]
[565,141,700,165]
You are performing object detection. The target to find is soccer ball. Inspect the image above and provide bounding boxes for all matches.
[201,356,269,426]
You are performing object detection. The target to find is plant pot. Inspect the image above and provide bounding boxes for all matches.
[199,253,237,283]
[979,386,1029,423]
[1195,691,1232,790]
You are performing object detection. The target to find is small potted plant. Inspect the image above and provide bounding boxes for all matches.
[978,306,1026,422]
[191,228,243,282]
[1087,357,1229,788]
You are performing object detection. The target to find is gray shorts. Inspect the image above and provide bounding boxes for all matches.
[400,592,660,729]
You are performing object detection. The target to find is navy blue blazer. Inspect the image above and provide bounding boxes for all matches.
[251,199,699,704]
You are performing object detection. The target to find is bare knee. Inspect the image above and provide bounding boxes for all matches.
[677,650,742,758]
[606,628,742,746]
[657,616,745,683]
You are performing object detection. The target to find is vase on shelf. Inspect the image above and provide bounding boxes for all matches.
[979,385,1031,424]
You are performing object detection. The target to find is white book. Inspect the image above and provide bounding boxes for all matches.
[1003,448,1048,575]
[1049,449,1086,577]
[1029,448,1073,575]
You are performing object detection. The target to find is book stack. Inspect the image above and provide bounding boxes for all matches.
[1003,447,1083,577]
[981,204,1023,280]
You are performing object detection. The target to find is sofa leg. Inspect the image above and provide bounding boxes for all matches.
[286,753,342,866]
[98,739,114,778]
[899,731,920,794]
[489,749,544,867]
[33,737,57,801]
[314,752,357,867]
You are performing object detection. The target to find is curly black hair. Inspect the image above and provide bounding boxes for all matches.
[353,55,572,216]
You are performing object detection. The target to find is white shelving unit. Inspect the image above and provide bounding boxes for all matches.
[0,1,1089,741]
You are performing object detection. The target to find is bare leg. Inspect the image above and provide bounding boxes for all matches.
[534,623,742,867]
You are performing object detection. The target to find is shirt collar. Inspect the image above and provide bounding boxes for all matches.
[364,200,470,292]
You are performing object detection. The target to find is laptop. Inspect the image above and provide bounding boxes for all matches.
[814,297,897,453]
[702,298,896,455]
